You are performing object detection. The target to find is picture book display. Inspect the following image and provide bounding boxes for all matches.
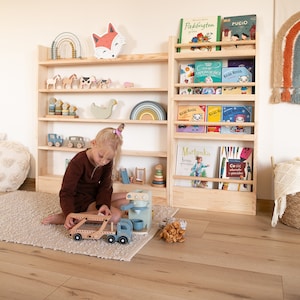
[178,16,222,52]
[221,105,253,134]
[175,141,219,188]
[207,105,222,133]
[221,14,256,50]
[179,64,202,95]
[194,60,222,94]
[177,105,206,133]
[222,66,253,94]
[218,146,253,191]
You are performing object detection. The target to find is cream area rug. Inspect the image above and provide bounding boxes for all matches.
[0,191,178,261]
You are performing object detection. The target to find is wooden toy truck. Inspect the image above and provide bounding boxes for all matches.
[68,213,133,244]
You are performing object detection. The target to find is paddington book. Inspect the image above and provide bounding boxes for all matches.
[178,16,222,52]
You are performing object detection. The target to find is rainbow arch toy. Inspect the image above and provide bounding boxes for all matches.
[51,32,82,60]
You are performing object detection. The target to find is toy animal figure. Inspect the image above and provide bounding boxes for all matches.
[92,23,126,59]
[91,99,117,119]
[79,76,93,89]
[99,78,112,89]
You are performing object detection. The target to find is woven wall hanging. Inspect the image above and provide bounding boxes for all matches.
[272,12,300,104]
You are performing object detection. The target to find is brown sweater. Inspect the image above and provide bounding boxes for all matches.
[59,150,113,217]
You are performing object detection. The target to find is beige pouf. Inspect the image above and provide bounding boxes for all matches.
[0,141,30,192]
[280,192,300,229]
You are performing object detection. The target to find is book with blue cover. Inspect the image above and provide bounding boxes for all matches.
[221,105,253,134]
[194,60,222,94]
[222,66,253,94]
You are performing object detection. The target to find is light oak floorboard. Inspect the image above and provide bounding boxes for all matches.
[0,185,299,299]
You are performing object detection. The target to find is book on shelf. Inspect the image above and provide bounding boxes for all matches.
[178,16,222,52]
[222,66,253,94]
[220,105,253,134]
[221,14,256,50]
[227,58,255,93]
[179,63,202,95]
[194,60,222,94]
[218,146,253,191]
[207,105,222,133]
[177,104,206,133]
[175,141,219,189]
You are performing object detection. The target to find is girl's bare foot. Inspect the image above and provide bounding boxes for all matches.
[42,213,65,225]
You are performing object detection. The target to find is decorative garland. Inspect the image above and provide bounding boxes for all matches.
[272,12,300,103]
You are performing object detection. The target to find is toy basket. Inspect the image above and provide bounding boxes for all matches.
[280,192,300,229]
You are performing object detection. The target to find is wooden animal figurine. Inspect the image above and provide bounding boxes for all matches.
[90,99,117,119]
[92,23,126,59]
[123,81,134,88]
[79,76,93,89]
[48,97,57,115]
[46,74,61,89]
[99,78,112,89]
[55,99,63,115]
[62,74,77,89]
[69,105,77,116]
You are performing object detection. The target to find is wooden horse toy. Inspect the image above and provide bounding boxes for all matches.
[46,74,61,89]
[62,74,77,89]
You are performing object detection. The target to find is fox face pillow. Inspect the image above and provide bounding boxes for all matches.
[92,23,126,59]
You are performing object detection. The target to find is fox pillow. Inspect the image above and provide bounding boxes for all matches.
[92,23,126,59]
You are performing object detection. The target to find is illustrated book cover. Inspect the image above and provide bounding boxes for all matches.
[222,66,253,94]
[178,16,222,52]
[220,105,253,134]
[175,141,219,189]
[207,105,222,133]
[177,105,206,133]
[221,14,256,50]
[218,146,253,191]
[194,60,222,94]
[179,64,202,95]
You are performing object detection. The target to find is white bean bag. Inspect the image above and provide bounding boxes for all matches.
[0,141,30,192]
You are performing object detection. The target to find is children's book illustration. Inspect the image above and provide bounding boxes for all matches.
[175,141,218,189]
[218,146,253,191]
[221,105,253,134]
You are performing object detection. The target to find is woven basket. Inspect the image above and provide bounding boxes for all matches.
[280,192,300,229]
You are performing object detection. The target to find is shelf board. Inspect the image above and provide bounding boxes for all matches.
[38,146,167,158]
[173,175,253,185]
[39,51,168,66]
[39,87,168,93]
[173,94,255,102]
[38,118,168,125]
[174,121,255,127]
[174,133,255,141]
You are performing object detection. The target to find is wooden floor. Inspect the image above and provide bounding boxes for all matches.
[1,181,300,299]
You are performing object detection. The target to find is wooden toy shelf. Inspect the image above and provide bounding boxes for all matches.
[36,46,168,204]
[167,36,258,215]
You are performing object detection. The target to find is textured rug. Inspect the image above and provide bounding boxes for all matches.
[0,191,178,261]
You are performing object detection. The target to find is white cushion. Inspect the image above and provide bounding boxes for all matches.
[0,141,30,192]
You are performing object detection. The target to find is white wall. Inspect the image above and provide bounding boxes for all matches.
[0,0,282,199]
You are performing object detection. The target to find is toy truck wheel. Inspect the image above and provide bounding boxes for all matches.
[68,142,73,148]
[73,233,82,241]
[77,143,83,149]
[48,141,54,147]
[107,235,116,243]
[55,142,61,147]
[118,236,128,244]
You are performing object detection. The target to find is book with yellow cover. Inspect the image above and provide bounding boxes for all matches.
[207,105,222,133]
[177,105,206,133]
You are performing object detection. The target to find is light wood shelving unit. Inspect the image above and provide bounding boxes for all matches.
[167,36,258,215]
[36,46,168,205]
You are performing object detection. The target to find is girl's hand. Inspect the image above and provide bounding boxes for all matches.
[98,204,111,216]
[64,214,76,229]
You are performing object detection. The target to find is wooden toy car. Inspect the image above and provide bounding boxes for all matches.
[67,136,85,148]
[47,133,63,147]
[68,213,133,244]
